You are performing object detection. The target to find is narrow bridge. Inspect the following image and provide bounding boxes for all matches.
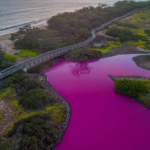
[0,6,149,80]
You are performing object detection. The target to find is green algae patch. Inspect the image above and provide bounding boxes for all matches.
[91,41,122,54]
[3,54,17,62]
[15,50,40,58]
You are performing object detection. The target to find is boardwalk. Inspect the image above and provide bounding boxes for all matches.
[0,6,150,80]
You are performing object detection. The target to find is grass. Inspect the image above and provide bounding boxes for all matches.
[4,99,66,134]
[131,9,150,23]
[15,50,40,58]
[0,88,16,101]
[3,54,17,62]
[114,21,140,29]
[91,41,122,54]
[0,113,3,127]
[108,24,150,50]
[126,40,148,50]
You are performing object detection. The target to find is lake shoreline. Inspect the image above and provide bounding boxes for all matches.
[28,73,72,150]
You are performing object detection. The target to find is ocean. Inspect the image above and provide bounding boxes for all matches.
[0,0,145,36]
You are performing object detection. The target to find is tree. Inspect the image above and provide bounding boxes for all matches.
[10,25,40,49]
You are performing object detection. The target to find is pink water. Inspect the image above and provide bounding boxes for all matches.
[44,54,150,150]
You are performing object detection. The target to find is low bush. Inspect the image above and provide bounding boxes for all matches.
[119,29,135,42]
[114,21,140,29]
[134,35,148,41]
[144,29,150,35]
[106,27,148,42]
[115,79,149,98]
[106,27,120,37]
[0,73,42,95]
[21,89,54,109]
[7,114,59,150]
[69,46,102,61]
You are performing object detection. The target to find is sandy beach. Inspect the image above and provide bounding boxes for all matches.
[0,34,16,55]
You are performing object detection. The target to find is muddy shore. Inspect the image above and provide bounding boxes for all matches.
[108,74,150,83]
[133,55,150,71]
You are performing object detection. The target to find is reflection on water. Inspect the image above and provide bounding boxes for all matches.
[69,59,99,77]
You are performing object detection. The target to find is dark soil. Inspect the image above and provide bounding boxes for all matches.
[133,55,150,71]
[28,58,57,73]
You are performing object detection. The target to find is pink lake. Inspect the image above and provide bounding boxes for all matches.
[44,54,150,150]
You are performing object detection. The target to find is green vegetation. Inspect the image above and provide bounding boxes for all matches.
[131,9,150,23]
[114,21,140,29]
[15,50,40,58]
[3,54,17,62]
[91,41,122,53]
[115,79,149,98]
[0,72,67,150]
[0,113,3,127]
[21,89,55,109]
[0,50,12,71]
[10,1,150,51]
[115,79,150,107]
[106,26,149,43]
[68,46,102,61]
[144,29,150,35]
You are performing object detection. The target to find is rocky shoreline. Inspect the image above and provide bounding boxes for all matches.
[28,73,72,150]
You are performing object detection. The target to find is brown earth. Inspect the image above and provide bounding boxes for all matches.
[102,44,146,58]
[133,55,150,71]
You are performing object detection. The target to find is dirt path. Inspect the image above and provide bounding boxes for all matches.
[0,100,14,135]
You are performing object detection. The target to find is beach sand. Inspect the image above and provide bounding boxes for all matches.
[0,34,17,55]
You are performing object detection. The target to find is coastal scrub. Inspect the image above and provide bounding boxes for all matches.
[115,79,150,107]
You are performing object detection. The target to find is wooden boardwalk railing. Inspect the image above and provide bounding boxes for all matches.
[0,6,150,80]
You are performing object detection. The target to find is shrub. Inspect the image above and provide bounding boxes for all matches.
[21,89,54,109]
[115,79,149,98]
[144,29,150,35]
[7,114,59,150]
[3,54,17,62]
[69,46,102,61]
[106,27,120,37]
[134,35,148,41]
[119,29,135,42]
[114,21,140,29]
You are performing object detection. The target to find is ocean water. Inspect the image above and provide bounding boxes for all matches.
[44,54,150,150]
[0,0,144,36]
